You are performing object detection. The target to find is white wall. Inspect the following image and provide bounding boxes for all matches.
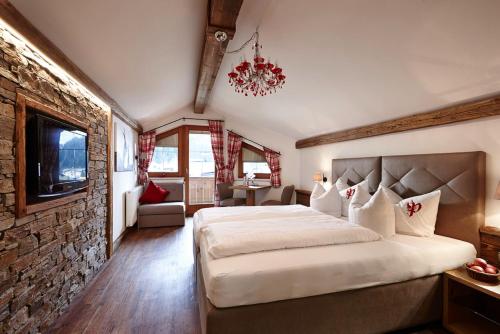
[111,116,139,242]
[299,116,500,228]
[143,109,301,205]
[224,117,300,204]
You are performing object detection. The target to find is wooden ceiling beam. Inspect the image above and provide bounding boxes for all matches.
[0,0,141,132]
[295,95,500,149]
[194,0,243,114]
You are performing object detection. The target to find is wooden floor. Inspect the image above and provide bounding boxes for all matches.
[49,219,200,334]
[49,218,448,334]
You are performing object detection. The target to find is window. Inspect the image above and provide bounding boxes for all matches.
[238,142,270,179]
[148,128,181,177]
[188,131,215,178]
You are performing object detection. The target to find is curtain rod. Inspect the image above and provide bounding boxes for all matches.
[146,117,225,133]
[227,130,281,156]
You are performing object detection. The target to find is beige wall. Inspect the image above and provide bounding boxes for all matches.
[299,116,500,228]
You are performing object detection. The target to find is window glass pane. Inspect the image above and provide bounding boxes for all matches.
[243,161,270,175]
[189,132,214,177]
[148,133,179,172]
[189,131,215,205]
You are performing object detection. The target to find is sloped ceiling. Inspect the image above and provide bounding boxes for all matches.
[208,0,500,138]
[10,0,207,125]
[11,0,500,139]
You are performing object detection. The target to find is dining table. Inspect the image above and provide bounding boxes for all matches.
[229,184,272,206]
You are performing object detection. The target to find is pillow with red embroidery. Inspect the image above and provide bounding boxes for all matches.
[339,180,369,217]
[310,183,342,217]
[139,181,170,204]
[383,187,441,237]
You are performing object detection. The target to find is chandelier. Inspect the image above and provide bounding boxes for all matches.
[225,31,286,97]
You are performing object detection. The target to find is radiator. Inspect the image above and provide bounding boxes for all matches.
[125,185,143,227]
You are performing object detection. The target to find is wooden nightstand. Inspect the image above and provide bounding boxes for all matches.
[443,268,499,333]
[480,226,500,267]
[295,189,311,206]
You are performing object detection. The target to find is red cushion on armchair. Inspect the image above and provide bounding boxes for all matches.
[139,181,170,204]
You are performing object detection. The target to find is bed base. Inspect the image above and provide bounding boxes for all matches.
[197,260,442,334]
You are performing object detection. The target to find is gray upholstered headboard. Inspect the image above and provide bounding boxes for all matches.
[331,157,381,193]
[332,152,486,251]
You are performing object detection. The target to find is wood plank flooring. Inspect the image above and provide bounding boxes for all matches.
[49,218,447,334]
[49,219,200,334]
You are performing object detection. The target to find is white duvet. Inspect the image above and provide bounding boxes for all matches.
[193,205,323,246]
[203,215,381,258]
[201,234,476,307]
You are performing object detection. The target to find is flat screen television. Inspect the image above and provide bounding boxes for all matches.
[26,110,88,203]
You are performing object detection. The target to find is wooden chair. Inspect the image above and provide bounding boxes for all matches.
[261,185,295,206]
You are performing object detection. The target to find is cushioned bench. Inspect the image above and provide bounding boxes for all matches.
[137,180,185,228]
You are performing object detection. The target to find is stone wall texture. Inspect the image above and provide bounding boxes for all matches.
[0,25,109,333]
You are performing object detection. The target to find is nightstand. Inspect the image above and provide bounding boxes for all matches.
[295,189,311,206]
[443,268,499,333]
[480,226,500,267]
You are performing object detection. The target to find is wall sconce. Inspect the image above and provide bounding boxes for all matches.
[313,171,327,183]
[495,181,500,200]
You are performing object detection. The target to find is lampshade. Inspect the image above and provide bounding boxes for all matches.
[313,172,323,182]
[495,181,500,200]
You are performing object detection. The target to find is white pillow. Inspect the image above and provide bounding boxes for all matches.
[382,186,441,237]
[349,186,395,238]
[310,183,342,217]
[335,178,349,191]
[348,185,372,217]
[339,180,369,217]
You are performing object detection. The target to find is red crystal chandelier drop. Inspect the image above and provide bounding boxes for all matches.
[227,32,286,97]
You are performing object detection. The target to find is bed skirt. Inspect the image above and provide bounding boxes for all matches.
[197,260,442,334]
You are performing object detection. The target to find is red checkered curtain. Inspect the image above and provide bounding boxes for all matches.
[225,132,242,183]
[138,130,156,185]
[209,120,225,206]
[264,147,281,188]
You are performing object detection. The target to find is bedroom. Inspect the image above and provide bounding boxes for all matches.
[0,0,499,333]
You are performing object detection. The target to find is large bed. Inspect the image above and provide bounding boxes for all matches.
[195,152,486,334]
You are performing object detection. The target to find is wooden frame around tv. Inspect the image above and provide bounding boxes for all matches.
[15,92,89,218]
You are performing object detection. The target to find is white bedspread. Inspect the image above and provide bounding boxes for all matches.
[193,205,322,246]
[204,216,380,258]
[200,233,476,308]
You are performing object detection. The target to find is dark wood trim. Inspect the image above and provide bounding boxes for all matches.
[479,226,500,267]
[106,111,113,258]
[15,92,92,217]
[14,93,26,217]
[295,189,311,207]
[194,0,243,114]
[237,142,271,179]
[148,126,184,178]
[186,204,213,217]
[0,1,140,129]
[24,94,87,129]
[295,95,500,149]
[184,125,215,214]
[26,191,87,215]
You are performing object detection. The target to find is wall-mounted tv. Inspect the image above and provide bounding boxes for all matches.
[26,109,88,203]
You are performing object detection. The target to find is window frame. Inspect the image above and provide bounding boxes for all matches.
[148,127,184,177]
[237,142,271,179]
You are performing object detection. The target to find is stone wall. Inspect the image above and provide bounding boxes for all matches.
[0,25,109,333]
